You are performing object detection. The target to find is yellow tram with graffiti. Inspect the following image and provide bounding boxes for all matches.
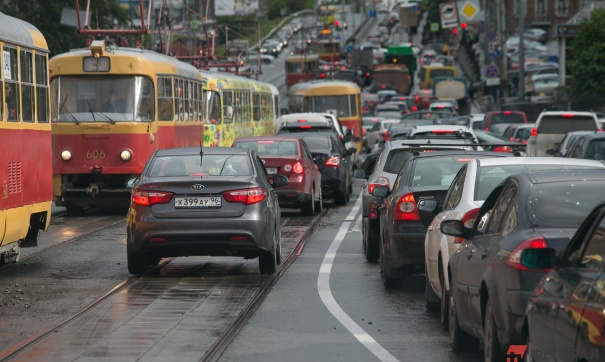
[202,71,278,147]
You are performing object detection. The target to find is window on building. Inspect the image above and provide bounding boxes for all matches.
[556,0,569,17]
[536,0,547,16]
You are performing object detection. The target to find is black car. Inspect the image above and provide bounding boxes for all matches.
[440,169,605,361]
[276,121,336,135]
[125,147,289,275]
[527,202,605,362]
[561,132,605,160]
[288,133,353,206]
[371,150,506,289]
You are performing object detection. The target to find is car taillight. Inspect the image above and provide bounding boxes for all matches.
[493,146,513,153]
[292,162,304,174]
[362,128,366,133]
[505,236,552,272]
[223,187,267,205]
[484,127,489,131]
[132,189,173,206]
[453,208,479,243]
[561,113,575,118]
[368,176,390,194]
[531,128,538,137]
[394,193,420,221]
[325,156,340,167]
[414,96,419,102]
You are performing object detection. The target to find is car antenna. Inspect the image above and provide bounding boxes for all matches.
[199,141,203,167]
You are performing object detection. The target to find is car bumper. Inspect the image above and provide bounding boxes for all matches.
[127,211,275,258]
[321,167,344,195]
[275,189,309,208]
[385,221,426,270]
[506,290,532,344]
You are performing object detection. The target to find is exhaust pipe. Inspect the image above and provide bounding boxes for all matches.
[86,184,100,197]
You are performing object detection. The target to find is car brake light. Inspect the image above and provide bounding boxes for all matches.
[485,127,489,131]
[222,187,267,205]
[503,111,511,115]
[394,193,420,221]
[366,72,370,77]
[368,176,390,194]
[297,119,307,122]
[258,140,275,144]
[362,128,366,133]
[432,129,454,134]
[292,162,304,174]
[561,113,575,118]
[437,105,445,109]
[132,189,173,206]
[325,156,340,167]
[531,128,538,137]
[493,146,513,153]
[505,236,552,271]
[454,208,479,243]
[411,106,418,111]
[300,125,312,128]
[414,96,419,102]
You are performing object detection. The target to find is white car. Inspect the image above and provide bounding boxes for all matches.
[428,99,459,114]
[422,157,605,329]
[407,125,480,145]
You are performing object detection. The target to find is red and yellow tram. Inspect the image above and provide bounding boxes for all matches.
[285,54,319,89]
[0,14,52,264]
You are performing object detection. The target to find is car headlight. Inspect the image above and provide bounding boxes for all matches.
[61,149,72,161]
[120,149,132,161]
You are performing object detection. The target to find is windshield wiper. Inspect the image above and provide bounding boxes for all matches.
[86,100,116,125]
[59,96,79,125]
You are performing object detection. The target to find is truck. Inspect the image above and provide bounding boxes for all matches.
[371,64,411,95]
[350,48,374,86]
[432,76,470,115]
[399,3,419,33]
[384,46,416,85]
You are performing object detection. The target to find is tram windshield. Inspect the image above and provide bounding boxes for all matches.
[51,75,155,123]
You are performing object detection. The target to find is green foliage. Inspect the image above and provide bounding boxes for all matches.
[267,0,315,20]
[568,9,605,98]
[0,0,128,57]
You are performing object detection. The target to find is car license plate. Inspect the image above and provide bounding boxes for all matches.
[174,196,222,208]
[266,168,277,174]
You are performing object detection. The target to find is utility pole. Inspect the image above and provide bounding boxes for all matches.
[225,24,229,57]
[498,0,508,97]
[256,20,261,80]
[518,0,525,100]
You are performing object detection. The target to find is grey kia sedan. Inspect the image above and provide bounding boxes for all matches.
[126,147,288,275]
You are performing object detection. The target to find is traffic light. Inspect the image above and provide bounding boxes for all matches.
[334,20,340,28]
[460,23,467,30]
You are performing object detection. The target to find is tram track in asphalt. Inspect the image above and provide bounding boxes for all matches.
[1,207,330,361]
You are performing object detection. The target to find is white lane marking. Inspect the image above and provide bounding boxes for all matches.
[317,192,399,362]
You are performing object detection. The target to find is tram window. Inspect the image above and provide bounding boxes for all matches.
[20,50,34,122]
[136,77,154,122]
[198,83,204,122]
[35,54,49,123]
[5,82,18,122]
[223,91,233,124]
[157,77,173,121]
[253,93,261,121]
[206,90,221,124]
[4,47,19,122]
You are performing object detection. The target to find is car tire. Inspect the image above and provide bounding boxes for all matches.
[275,228,282,266]
[425,267,439,312]
[259,231,278,274]
[440,270,449,331]
[449,288,479,351]
[127,252,147,275]
[315,187,323,213]
[484,299,505,362]
[380,240,397,289]
[335,191,347,206]
[365,219,380,262]
[301,193,315,216]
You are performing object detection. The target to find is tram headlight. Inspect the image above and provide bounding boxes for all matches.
[120,149,132,161]
[60,149,72,161]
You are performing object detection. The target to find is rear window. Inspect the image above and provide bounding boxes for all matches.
[516,128,532,141]
[537,115,598,134]
[428,68,455,79]
[587,139,605,159]
[234,140,299,157]
[488,113,525,125]
[474,164,598,201]
[148,154,252,177]
[411,156,486,188]
[300,136,331,151]
[383,149,413,174]
[530,181,605,226]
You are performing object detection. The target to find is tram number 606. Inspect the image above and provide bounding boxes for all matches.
[87,150,106,159]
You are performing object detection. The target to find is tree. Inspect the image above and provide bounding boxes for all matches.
[0,0,128,57]
[568,8,605,98]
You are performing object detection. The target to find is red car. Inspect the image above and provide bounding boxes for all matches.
[232,136,322,216]
[412,89,437,110]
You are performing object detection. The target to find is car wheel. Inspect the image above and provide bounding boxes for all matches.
[259,231,278,274]
[315,187,323,213]
[335,190,347,206]
[275,228,282,265]
[425,267,439,312]
[484,299,505,362]
[449,288,479,351]
[380,240,397,289]
[440,271,449,331]
[365,219,380,262]
[301,192,315,216]
[127,252,147,275]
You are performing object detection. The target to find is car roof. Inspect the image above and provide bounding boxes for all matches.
[538,111,597,117]
[407,150,504,160]
[473,157,605,168]
[410,125,472,132]
[278,113,330,123]
[234,136,302,143]
[155,147,249,156]
[574,132,605,140]
[520,168,605,184]
[280,121,332,128]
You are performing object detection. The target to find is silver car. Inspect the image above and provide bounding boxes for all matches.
[126,147,288,275]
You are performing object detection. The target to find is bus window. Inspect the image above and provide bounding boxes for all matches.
[35,53,49,123]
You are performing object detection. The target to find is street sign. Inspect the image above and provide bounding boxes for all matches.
[458,1,479,22]
[485,64,500,78]
[485,78,501,86]
[439,2,458,29]
[430,23,440,33]
[190,19,199,30]
[486,31,497,42]
[491,49,500,58]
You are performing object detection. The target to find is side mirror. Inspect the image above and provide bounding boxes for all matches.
[353,169,366,179]
[126,177,139,188]
[348,147,357,154]
[553,151,563,157]
[520,248,556,269]
[272,174,289,188]
[342,134,353,143]
[371,185,389,197]
[440,219,472,240]
[594,153,605,161]
[417,199,438,213]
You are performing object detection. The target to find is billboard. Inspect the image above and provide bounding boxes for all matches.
[216,0,259,16]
